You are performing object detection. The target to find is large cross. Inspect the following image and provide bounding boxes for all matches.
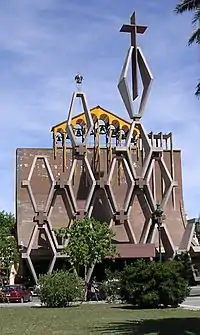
[55,175,67,189]
[33,211,47,227]
[120,12,147,100]
[96,178,105,188]
[115,210,128,224]
[135,178,146,190]
[75,145,87,156]
[76,210,85,220]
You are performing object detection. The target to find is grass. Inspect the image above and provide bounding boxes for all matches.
[0,304,200,335]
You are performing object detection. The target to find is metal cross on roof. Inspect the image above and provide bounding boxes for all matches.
[120,12,147,101]
[120,12,147,47]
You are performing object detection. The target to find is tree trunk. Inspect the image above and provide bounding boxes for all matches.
[9,263,19,285]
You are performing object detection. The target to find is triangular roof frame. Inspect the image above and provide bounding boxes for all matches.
[51,105,131,133]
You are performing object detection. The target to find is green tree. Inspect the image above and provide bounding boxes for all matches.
[57,217,116,297]
[0,211,19,281]
[175,0,200,98]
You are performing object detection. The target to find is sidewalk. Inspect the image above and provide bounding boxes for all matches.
[190,286,200,296]
[180,296,200,310]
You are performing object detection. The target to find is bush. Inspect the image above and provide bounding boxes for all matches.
[100,269,121,302]
[38,270,84,307]
[120,259,189,308]
[156,260,190,307]
[120,260,159,308]
[174,252,195,285]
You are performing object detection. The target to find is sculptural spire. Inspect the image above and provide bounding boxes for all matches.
[118,11,153,120]
[120,11,147,100]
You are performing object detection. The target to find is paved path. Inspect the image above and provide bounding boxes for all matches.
[1,296,200,310]
[0,297,41,308]
[180,296,200,310]
[190,286,200,296]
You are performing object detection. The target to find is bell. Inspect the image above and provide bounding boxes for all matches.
[99,125,106,134]
[76,128,82,137]
[56,134,62,142]
[111,130,117,138]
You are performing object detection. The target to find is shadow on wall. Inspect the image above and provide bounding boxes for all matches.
[92,316,200,335]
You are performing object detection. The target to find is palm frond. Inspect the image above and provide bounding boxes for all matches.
[188,27,200,44]
[192,8,200,24]
[175,0,200,14]
[195,82,200,98]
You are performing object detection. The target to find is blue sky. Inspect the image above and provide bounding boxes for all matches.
[0,0,199,218]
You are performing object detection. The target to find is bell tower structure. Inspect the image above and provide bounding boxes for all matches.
[16,11,191,283]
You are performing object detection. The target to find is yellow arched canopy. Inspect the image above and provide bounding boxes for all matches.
[51,105,132,134]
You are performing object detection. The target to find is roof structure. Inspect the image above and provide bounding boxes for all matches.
[51,105,131,134]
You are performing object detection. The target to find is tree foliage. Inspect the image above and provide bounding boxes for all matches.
[57,217,116,281]
[175,0,200,97]
[119,259,189,308]
[0,211,18,273]
[196,82,200,97]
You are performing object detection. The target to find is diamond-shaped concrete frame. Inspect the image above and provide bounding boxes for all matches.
[158,157,178,209]
[126,121,152,179]
[124,218,137,244]
[47,186,75,250]
[144,159,157,212]
[88,188,114,229]
[88,188,115,281]
[106,157,134,213]
[20,156,67,282]
[144,154,177,254]
[23,223,57,283]
[128,187,153,244]
[145,160,176,255]
[137,47,153,116]
[118,47,153,119]
[21,155,56,213]
[118,46,134,119]
[67,156,96,213]
[66,92,94,147]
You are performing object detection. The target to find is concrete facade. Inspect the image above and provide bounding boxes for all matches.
[16,145,184,252]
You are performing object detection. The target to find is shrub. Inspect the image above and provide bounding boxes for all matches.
[38,270,84,307]
[120,259,189,308]
[156,260,190,307]
[174,252,195,285]
[100,269,121,302]
[120,260,159,308]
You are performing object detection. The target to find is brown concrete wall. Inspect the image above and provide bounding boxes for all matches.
[16,147,185,253]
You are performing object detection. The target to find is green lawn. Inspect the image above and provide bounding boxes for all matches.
[0,304,200,335]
